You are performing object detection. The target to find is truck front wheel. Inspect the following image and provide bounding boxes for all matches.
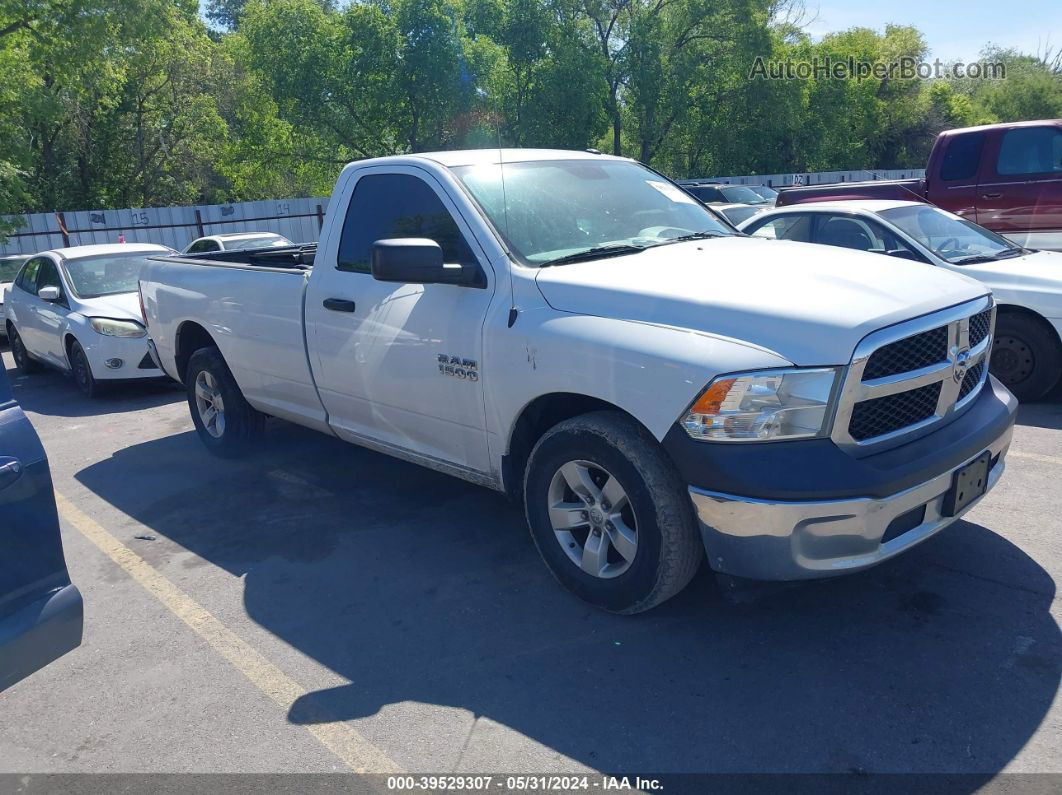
[523,411,703,614]
[186,347,264,457]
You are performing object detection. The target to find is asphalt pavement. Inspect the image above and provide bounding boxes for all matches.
[1,347,1060,779]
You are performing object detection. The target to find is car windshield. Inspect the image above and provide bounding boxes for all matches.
[879,205,1024,263]
[719,205,764,226]
[720,185,770,204]
[0,257,27,281]
[452,159,735,265]
[748,185,779,201]
[63,252,160,298]
[225,235,292,251]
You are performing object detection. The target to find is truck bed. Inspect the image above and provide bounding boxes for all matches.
[142,247,328,431]
[180,243,317,270]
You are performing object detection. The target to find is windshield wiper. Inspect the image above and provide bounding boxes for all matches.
[663,231,730,243]
[539,243,648,267]
[952,247,1027,264]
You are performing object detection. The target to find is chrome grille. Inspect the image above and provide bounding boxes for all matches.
[958,360,985,402]
[849,382,942,441]
[832,297,995,455]
[863,326,948,381]
[969,308,992,348]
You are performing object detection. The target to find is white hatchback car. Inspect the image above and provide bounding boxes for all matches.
[182,232,293,254]
[3,244,173,397]
[739,200,1062,401]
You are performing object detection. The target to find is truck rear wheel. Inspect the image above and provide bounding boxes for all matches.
[991,313,1062,401]
[523,411,703,614]
[186,347,264,457]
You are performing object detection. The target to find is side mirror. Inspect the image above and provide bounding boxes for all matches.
[371,239,481,286]
[37,286,61,302]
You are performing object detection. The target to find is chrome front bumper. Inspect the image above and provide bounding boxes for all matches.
[689,425,1013,581]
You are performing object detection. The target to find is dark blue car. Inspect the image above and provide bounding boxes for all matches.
[0,363,83,691]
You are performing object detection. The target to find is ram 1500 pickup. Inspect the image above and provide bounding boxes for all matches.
[140,149,1017,613]
[778,119,1062,251]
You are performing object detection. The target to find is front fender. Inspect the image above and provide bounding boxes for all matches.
[487,308,793,448]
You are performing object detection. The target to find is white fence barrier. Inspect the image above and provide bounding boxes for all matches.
[0,198,329,256]
[697,168,926,188]
[0,168,927,256]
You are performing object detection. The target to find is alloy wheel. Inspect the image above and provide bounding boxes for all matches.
[546,460,638,579]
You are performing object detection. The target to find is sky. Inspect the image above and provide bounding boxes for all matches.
[807,1,1062,62]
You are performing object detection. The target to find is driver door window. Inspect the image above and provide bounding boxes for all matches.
[337,174,476,274]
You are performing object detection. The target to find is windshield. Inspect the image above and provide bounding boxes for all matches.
[719,205,764,226]
[879,205,1024,263]
[720,185,770,204]
[748,185,779,201]
[225,234,292,251]
[63,252,160,298]
[452,159,735,265]
[0,257,27,282]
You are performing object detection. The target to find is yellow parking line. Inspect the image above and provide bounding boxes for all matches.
[1007,450,1062,467]
[54,491,403,774]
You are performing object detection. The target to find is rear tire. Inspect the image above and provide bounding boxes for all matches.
[185,346,264,457]
[991,313,1062,402]
[69,340,103,398]
[8,325,41,375]
[523,411,703,614]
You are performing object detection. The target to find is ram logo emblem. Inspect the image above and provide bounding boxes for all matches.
[438,354,479,382]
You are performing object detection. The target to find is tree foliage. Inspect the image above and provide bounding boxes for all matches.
[1,0,1060,225]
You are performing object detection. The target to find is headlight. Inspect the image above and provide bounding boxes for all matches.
[681,368,839,442]
[90,317,147,338]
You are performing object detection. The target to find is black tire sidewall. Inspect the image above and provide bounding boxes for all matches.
[70,342,96,396]
[185,347,259,457]
[10,326,37,374]
[525,426,664,613]
[992,315,1062,401]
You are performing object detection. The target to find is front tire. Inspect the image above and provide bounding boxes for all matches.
[991,313,1062,401]
[523,411,703,614]
[185,346,264,457]
[69,340,102,398]
[8,325,41,375]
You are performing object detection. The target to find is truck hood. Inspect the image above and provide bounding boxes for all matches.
[534,237,988,365]
[76,291,142,321]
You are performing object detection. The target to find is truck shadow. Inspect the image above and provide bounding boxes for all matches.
[1,357,182,418]
[74,423,1060,776]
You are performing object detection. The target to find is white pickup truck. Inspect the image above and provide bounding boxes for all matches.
[140,149,1018,613]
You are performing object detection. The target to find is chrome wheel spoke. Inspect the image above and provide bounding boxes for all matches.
[550,501,588,531]
[600,475,628,513]
[195,382,212,401]
[559,462,601,505]
[604,518,637,562]
[580,530,610,577]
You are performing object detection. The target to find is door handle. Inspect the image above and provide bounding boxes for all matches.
[982,192,1002,200]
[0,457,23,492]
[322,298,356,313]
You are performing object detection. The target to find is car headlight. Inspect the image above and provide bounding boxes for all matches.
[90,317,147,338]
[681,368,839,442]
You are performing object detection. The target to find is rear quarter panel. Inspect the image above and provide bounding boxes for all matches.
[141,259,328,428]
